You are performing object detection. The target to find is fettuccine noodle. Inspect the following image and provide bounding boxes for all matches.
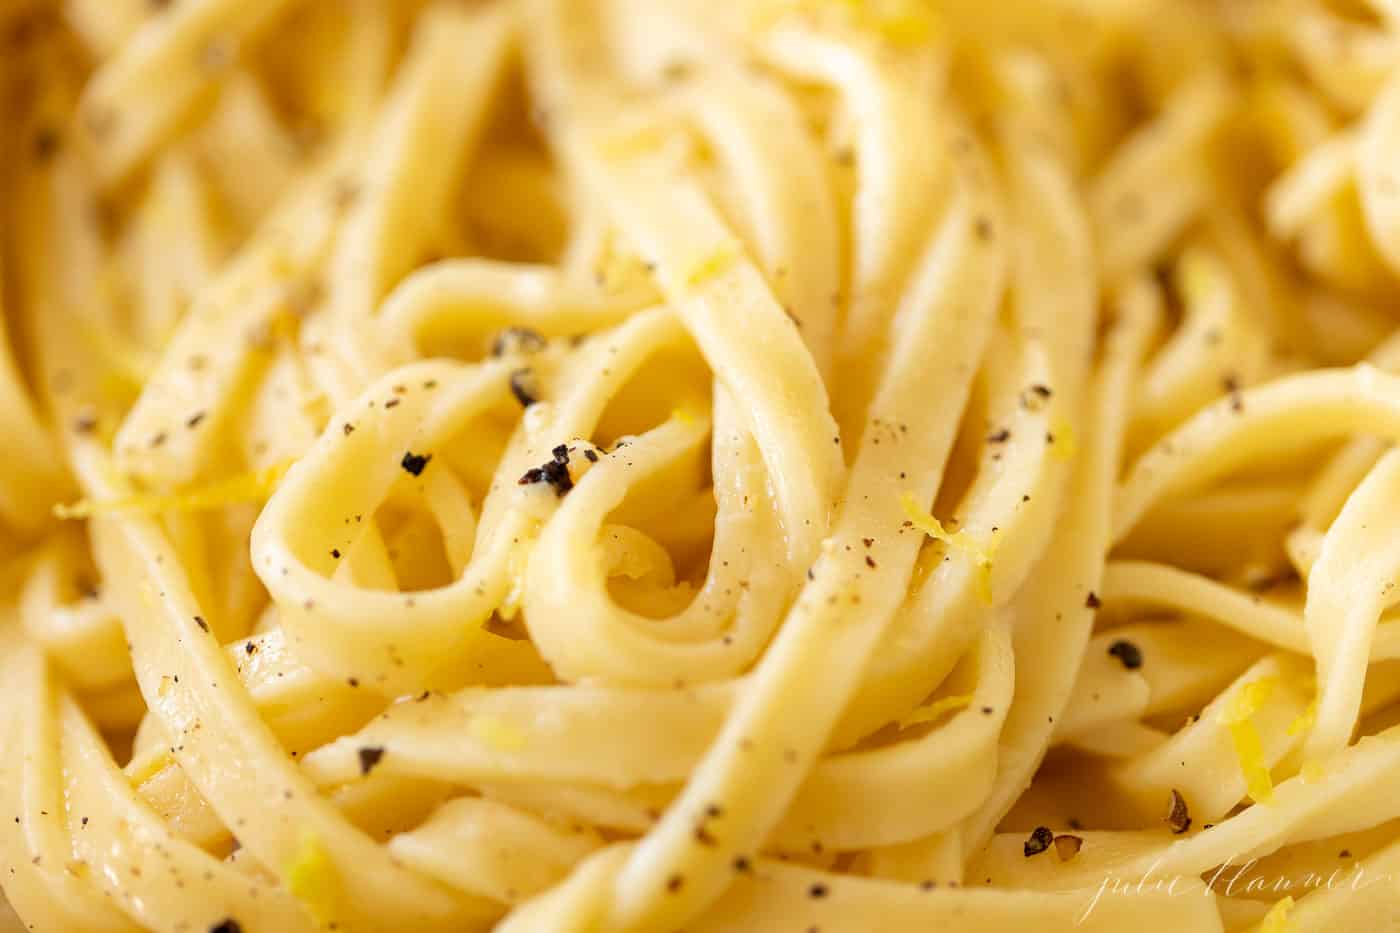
[5,0,1400,931]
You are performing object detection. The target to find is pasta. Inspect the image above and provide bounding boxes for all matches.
[10,0,1400,930]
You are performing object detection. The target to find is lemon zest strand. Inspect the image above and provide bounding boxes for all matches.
[285,831,340,928]
[1220,677,1280,804]
[900,491,995,604]
[54,460,293,520]
[898,694,973,730]
[1049,418,1077,461]
[1287,697,1318,737]
[684,243,739,288]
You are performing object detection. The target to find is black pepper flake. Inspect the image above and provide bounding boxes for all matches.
[330,549,341,559]
[1085,591,1101,609]
[150,431,168,448]
[72,411,98,434]
[865,555,877,568]
[209,920,242,933]
[987,428,1010,443]
[32,127,60,162]
[666,874,685,893]
[346,677,359,688]
[483,613,528,640]
[1023,826,1054,857]
[693,826,717,846]
[1223,374,1244,413]
[343,423,355,435]
[732,856,751,873]
[1340,849,1352,858]
[583,448,599,463]
[974,216,994,241]
[1021,384,1053,411]
[401,451,431,476]
[245,642,256,655]
[808,883,829,899]
[357,746,385,776]
[384,397,400,409]
[1053,834,1083,861]
[1108,639,1143,670]
[518,445,573,495]
[491,327,547,358]
[193,616,209,632]
[509,368,540,407]
[1166,789,1191,834]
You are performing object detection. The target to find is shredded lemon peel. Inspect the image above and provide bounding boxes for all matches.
[1287,696,1318,737]
[1220,676,1279,804]
[55,460,293,520]
[898,694,973,730]
[1048,418,1078,461]
[285,831,340,927]
[900,492,995,604]
[684,243,739,288]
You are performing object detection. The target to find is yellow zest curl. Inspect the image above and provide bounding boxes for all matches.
[900,491,995,604]
[55,460,293,520]
[1220,677,1279,804]
[684,243,739,288]
[897,694,972,730]
[1287,697,1318,737]
[285,831,340,927]
[1048,418,1077,462]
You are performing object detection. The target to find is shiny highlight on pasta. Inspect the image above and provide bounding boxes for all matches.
[2,0,1400,931]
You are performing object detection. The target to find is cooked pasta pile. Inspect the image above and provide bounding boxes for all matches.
[8,0,1400,930]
